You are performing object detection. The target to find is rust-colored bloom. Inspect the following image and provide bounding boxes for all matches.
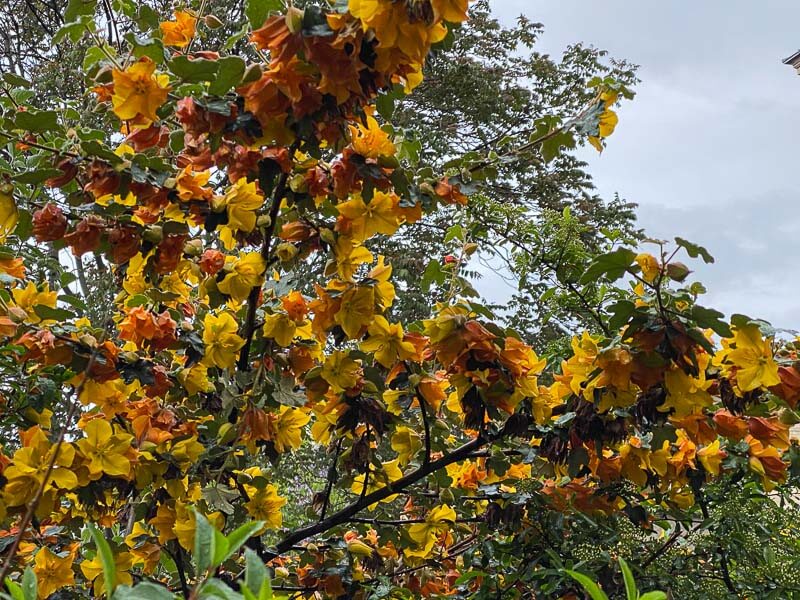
[64,215,105,256]
[32,203,68,242]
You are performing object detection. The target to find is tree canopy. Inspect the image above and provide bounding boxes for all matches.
[0,1,797,599]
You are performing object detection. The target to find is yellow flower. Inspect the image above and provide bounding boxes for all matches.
[3,427,77,507]
[0,187,18,242]
[160,10,197,47]
[169,436,206,470]
[349,115,396,158]
[321,350,361,392]
[178,363,214,395]
[431,0,469,22]
[635,252,660,283]
[11,281,58,324]
[218,252,266,302]
[337,191,402,242]
[360,315,416,367]
[335,285,375,339]
[125,523,161,574]
[697,439,725,477]
[660,364,712,418]
[172,502,224,550]
[79,378,137,417]
[334,237,374,282]
[111,57,171,123]
[262,303,312,347]
[391,426,422,466]
[81,551,133,596]
[241,469,286,529]
[272,406,311,453]
[351,459,404,509]
[222,177,265,233]
[76,419,135,479]
[34,547,75,599]
[95,191,137,207]
[349,0,383,24]
[202,311,245,369]
[405,504,456,558]
[725,324,781,392]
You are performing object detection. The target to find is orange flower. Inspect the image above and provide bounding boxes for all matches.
[712,409,749,440]
[160,11,197,47]
[0,256,25,279]
[435,177,468,205]
[175,167,212,203]
[119,306,177,351]
[199,249,225,275]
[748,417,790,450]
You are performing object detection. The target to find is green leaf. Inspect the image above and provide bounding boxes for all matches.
[14,110,59,133]
[136,5,161,30]
[60,294,88,311]
[607,300,636,331]
[64,0,97,22]
[13,169,63,184]
[691,305,732,338]
[219,521,264,565]
[619,558,637,600]
[243,549,272,599]
[245,0,285,29]
[53,18,93,44]
[580,247,637,285]
[33,305,76,322]
[675,237,714,264]
[202,484,239,515]
[113,582,176,599]
[3,578,25,600]
[272,375,305,407]
[169,56,219,83]
[209,56,246,96]
[81,140,124,164]
[453,570,488,585]
[13,209,32,241]
[21,569,37,600]
[2,73,31,88]
[124,33,167,64]
[194,510,216,576]
[564,570,609,600]
[83,46,109,71]
[639,593,667,600]
[87,523,117,595]
[199,579,244,600]
[212,528,230,570]
[376,87,403,121]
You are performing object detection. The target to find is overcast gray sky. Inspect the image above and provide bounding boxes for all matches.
[487,1,800,329]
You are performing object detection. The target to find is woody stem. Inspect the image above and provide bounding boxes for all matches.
[236,141,300,372]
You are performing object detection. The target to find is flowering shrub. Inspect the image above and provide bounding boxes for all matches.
[0,1,796,598]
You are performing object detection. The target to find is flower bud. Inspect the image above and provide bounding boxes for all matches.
[275,242,298,262]
[143,225,163,244]
[666,261,691,282]
[286,6,304,34]
[183,238,203,257]
[204,14,224,28]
